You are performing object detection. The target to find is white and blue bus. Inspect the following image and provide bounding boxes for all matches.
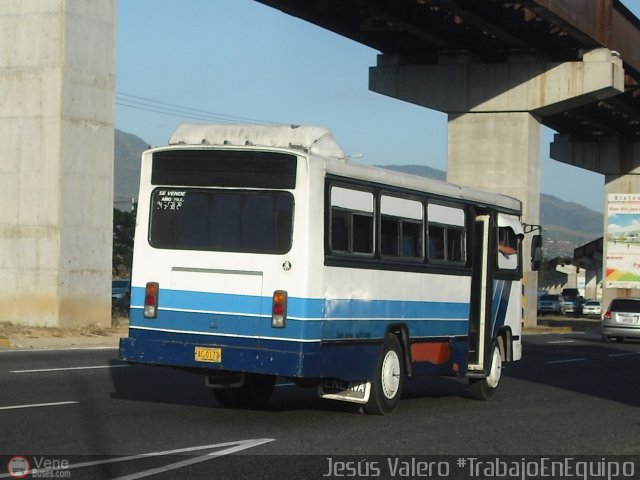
[119,123,541,414]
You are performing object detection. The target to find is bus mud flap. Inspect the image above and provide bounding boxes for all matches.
[318,379,371,404]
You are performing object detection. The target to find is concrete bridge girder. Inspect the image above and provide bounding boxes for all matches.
[369,48,624,327]
[369,48,624,225]
[370,49,624,116]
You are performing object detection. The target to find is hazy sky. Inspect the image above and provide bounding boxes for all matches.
[115,0,640,214]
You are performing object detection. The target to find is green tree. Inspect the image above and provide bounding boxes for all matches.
[113,205,136,278]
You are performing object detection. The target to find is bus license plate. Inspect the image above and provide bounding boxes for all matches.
[194,346,222,363]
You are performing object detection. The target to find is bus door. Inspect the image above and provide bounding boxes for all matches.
[467,213,495,373]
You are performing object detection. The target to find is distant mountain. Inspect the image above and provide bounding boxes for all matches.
[114,129,148,210]
[113,132,602,258]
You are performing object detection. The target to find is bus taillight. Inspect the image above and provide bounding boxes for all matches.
[272,290,287,328]
[144,282,159,318]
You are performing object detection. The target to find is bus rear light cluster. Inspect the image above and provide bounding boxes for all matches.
[272,290,287,328]
[144,282,160,318]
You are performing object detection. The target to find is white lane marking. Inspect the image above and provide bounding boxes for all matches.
[0,439,275,479]
[11,364,130,374]
[547,340,576,344]
[0,401,78,411]
[113,438,275,480]
[0,347,118,353]
[607,352,640,358]
[546,358,587,364]
[276,382,296,388]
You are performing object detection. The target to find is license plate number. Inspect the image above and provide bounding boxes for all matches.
[618,315,638,324]
[194,346,222,363]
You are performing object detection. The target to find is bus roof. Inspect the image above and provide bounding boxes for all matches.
[169,123,347,161]
[166,123,522,213]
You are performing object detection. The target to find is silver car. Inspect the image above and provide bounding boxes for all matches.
[602,298,640,342]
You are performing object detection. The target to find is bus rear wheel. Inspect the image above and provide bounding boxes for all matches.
[469,342,502,401]
[364,333,404,415]
[212,373,276,409]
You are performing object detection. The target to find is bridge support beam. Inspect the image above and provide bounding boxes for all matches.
[370,48,623,327]
[551,136,640,311]
[0,1,116,327]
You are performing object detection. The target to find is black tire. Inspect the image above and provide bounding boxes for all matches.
[212,373,276,409]
[469,342,503,401]
[212,388,234,407]
[364,333,404,415]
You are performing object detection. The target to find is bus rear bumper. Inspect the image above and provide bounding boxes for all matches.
[118,328,325,378]
[119,328,381,380]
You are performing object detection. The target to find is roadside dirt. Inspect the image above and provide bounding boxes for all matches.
[0,317,129,349]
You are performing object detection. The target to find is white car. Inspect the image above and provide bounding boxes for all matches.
[582,299,601,317]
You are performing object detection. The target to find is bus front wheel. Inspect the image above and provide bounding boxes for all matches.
[364,333,404,415]
[469,342,503,401]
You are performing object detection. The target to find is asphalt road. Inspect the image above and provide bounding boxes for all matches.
[1,331,639,479]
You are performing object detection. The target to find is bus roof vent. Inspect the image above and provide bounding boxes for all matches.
[169,123,347,161]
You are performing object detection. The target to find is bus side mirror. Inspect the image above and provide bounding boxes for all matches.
[530,234,543,271]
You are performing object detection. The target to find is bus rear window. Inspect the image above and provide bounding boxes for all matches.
[151,150,297,189]
[149,189,294,254]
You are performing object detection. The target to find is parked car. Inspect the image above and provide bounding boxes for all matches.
[602,297,640,343]
[112,279,131,316]
[112,279,131,302]
[561,288,583,315]
[582,299,602,317]
[537,294,566,315]
[561,288,581,298]
[562,296,580,315]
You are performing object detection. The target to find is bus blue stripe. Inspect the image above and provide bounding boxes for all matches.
[129,310,468,340]
[131,286,469,321]
[129,287,470,341]
[491,280,512,333]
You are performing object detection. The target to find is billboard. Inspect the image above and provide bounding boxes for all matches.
[606,193,640,288]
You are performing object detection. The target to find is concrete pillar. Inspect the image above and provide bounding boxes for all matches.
[447,111,541,326]
[551,136,640,312]
[584,266,600,300]
[0,1,116,327]
[556,264,578,289]
[370,48,624,327]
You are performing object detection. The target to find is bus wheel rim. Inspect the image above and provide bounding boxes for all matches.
[381,350,401,399]
[486,347,502,389]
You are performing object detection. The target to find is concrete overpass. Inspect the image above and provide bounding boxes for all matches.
[2,1,640,327]
[256,0,640,322]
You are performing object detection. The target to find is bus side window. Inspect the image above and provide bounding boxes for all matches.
[329,186,375,256]
[402,221,422,257]
[352,213,373,254]
[428,224,446,260]
[447,226,465,262]
[331,209,350,252]
[427,203,466,264]
[497,226,519,270]
[380,195,423,260]
[381,217,400,256]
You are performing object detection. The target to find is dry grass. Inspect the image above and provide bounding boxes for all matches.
[0,315,128,340]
